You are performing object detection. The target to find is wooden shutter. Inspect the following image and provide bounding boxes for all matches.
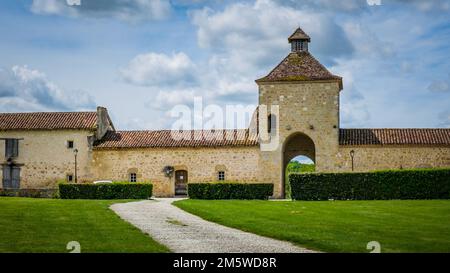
[5,139,19,158]
[12,139,19,157]
[11,166,20,189]
[5,139,12,158]
[2,165,12,188]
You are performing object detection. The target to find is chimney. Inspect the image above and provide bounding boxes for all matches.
[96,106,113,140]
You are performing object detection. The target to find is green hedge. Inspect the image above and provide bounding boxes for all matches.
[188,183,273,200]
[290,168,450,201]
[0,189,57,198]
[59,182,152,199]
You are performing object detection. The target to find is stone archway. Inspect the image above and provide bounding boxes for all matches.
[282,132,316,198]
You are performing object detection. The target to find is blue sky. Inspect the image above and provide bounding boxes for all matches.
[0,0,449,130]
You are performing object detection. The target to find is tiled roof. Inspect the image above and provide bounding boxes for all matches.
[94,129,259,149]
[0,112,97,130]
[288,27,311,42]
[339,128,450,146]
[256,51,342,87]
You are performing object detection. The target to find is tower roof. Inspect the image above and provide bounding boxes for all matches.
[256,27,342,89]
[288,27,311,42]
[255,51,342,88]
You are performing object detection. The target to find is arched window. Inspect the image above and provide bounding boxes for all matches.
[268,114,276,134]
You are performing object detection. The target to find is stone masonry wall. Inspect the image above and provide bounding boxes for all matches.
[91,146,261,197]
[0,130,95,189]
[336,146,450,172]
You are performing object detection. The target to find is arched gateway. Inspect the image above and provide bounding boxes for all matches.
[256,27,342,198]
[282,132,316,197]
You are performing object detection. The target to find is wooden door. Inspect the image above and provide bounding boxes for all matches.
[2,165,20,189]
[11,166,20,189]
[175,170,188,195]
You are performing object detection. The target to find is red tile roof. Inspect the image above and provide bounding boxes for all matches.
[94,129,259,149]
[339,128,450,146]
[0,112,97,130]
[256,51,342,87]
[2,111,448,148]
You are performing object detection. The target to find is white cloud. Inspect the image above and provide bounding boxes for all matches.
[428,80,450,93]
[390,0,450,12]
[192,0,353,67]
[335,66,371,127]
[30,0,171,21]
[438,110,450,127]
[342,21,397,59]
[146,89,196,111]
[119,0,354,127]
[120,52,197,86]
[275,0,450,13]
[340,100,371,127]
[116,0,450,129]
[0,65,95,112]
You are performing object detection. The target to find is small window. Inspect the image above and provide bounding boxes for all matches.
[5,139,19,158]
[67,140,74,149]
[218,171,225,181]
[268,114,276,134]
[67,174,73,182]
[129,173,137,182]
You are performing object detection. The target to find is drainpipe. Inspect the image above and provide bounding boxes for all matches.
[74,149,78,183]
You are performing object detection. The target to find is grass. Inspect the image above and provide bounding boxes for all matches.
[174,199,450,253]
[0,197,170,253]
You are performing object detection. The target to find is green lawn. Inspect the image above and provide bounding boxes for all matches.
[174,199,450,253]
[0,197,169,253]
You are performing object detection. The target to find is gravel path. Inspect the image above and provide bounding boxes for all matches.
[110,198,316,253]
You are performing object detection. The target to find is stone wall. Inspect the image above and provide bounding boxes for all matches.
[1,119,449,198]
[91,146,261,197]
[0,130,95,189]
[336,146,450,172]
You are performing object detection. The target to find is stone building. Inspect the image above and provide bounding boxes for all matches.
[1,28,450,197]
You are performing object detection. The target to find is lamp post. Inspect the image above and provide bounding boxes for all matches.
[73,148,78,183]
[350,150,355,172]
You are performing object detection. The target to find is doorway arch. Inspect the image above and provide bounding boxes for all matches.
[282,132,316,198]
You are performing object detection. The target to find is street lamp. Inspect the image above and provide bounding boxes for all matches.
[349,150,355,172]
[73,148,78,183]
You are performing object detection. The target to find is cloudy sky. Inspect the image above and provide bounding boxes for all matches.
[0,0,449,130]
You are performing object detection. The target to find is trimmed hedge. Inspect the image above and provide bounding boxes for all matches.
[59,182,152,199]
[290,168,450,201]
[0,189,57,198]
[188,183,273,200]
